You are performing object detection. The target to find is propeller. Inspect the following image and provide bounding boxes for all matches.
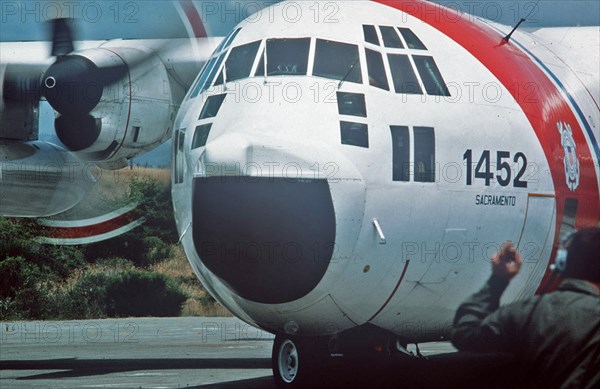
[2,18,141,151]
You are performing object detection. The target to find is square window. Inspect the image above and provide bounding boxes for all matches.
[267,38,311,76]
[414,126,435,182]
[192,124,212,149]
[391,126,410,182]
[199,94,226,120]
[340,121,369,148]
[314,39,362,84]
[337,92,366,117]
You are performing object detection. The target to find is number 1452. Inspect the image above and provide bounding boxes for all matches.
[463,150,528,188]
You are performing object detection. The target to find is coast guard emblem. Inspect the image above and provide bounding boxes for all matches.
[557,122,579,191]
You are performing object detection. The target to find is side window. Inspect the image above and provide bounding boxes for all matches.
[313,39,362,84]
[267,38,311,76]
[388,54,422,95]
[173,129,186,185]
[398,28,427,50]
[192,124,212,149]
[414,127,435,183]
[225,41,261,82]
[363,25,380,46]
[391,126,410,182]
[365,49,389,91]
[199,94,227,120]
[340,121,369,148]
[337,92,366,117]
[380,26,404,48]
[413,56,450,96]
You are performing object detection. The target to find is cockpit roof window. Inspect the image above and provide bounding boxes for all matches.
[363,25,380,46]
[380,26,404,49]
[388,54,422,95]
[313,39,362,84]
[266,38,311,76]
[398,28,427,50]
[219,28,242,52]
[413,55,450,96]
[225,40,261,82]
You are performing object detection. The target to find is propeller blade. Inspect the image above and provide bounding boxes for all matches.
[50,18,75,57]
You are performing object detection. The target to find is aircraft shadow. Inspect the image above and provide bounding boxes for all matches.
[0,358,271,380]
[1,352,533,388]
[197,352,534,389]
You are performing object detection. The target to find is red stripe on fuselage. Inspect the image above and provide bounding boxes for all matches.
[374,0,600,293]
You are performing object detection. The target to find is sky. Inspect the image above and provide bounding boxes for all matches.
[1,0,598,166]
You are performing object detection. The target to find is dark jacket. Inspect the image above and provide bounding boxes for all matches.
[451,277,600,388]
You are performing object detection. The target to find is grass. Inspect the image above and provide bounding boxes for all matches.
[20,166,232,319]
[151,245,232,317]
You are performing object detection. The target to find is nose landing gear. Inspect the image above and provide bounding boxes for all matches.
[272,335,329,388]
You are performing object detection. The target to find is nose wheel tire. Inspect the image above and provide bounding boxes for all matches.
[272,335,328,388]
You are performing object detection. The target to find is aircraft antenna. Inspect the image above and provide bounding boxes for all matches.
[338,55,360,89]
[503,0,540,43]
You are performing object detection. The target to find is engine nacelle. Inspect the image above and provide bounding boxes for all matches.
[0,64,42,142]
[54,46,175,169]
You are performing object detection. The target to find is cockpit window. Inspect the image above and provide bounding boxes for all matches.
[266,38,311,76]
[365,49,389,91]
[388,54,422,95]
[340,121,369,148]
[199,94,227,120]
[413,56,450,96]
[363,25,380,46]
[337,92,366,117]
[225,41,261,82]
[192,124,212,149]
[398,28,427,50]
[380,26,404,49]
[313,39,362,84]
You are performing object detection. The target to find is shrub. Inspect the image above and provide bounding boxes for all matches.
[59,266,187,319]
[0,256,54,320]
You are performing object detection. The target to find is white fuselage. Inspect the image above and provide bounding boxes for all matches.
[172,1,599,340]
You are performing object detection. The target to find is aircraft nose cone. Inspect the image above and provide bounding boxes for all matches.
[192,176,336,304]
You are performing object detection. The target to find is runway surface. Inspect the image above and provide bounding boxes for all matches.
[1,317,530,388]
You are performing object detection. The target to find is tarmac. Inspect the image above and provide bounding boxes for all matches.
[0,317,532,388]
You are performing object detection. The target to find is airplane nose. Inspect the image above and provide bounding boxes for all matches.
[192,175,336,304]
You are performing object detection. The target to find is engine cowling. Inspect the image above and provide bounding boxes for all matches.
[52,46,175,169]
